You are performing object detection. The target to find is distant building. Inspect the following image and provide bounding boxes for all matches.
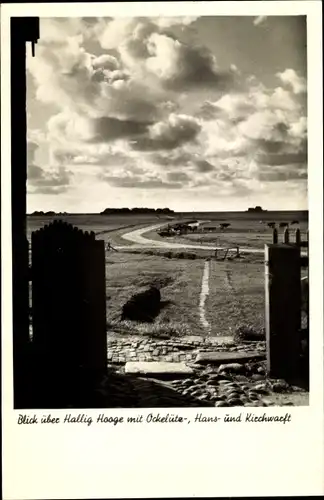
[247,206,267,213]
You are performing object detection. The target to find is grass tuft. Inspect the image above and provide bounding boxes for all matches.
[108,319,191,338]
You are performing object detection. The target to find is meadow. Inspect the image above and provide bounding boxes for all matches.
[26,213,162,241]
[27,210,308,340]
[136,213,308,250]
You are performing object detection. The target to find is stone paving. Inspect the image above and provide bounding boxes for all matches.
[107,335,265,364]
[103,335,308,407]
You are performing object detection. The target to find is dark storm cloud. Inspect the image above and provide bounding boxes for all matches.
[88,116,151,143]
[254,139,287,155]
[162,44,237,91]
[194,159,215,173]
[258,151,307,166]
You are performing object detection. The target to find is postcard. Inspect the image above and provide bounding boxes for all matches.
[1,2,323,499]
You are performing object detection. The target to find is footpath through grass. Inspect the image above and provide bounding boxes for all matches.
[105,251,265,339]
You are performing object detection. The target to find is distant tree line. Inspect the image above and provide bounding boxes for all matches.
[29,211,68,216]
[100,207,174,215]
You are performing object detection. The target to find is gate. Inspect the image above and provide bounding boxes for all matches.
[265,228,309,380]
[31,220,107,407]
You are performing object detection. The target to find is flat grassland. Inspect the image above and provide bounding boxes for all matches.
[136,214,308,250]
[26,213,162,241]
[27,210,307,339]
[104,252,264,338]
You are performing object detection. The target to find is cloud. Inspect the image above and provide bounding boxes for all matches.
[53,147,130,167]
[276,69,307,94]
[166,171,191,183]
[257,151,307,166]
[47,111,94,144]
[27,17,307,201]
[28,164,73,194]
[27,24,162,123]
[150,150,193,167]
[253,16,267,26]
[144,32,236,90]
[27,138,73,194]
[131,113,201,151]
[257,164,307,182]
[89,117,151,143]
[100,173,182,189]
[195,159,215,173]
[27,141,39,163]
[98,17,238,91]
[153,17,199,29]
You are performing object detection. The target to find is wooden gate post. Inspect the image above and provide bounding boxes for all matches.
[11,17,39,408]
[265,244,301,378]
[31,221,107,408]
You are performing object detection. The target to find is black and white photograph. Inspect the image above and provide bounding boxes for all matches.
[15,14,312,409]
[1,2,323,498]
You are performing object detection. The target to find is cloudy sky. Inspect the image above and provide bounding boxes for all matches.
[26,15,307,213]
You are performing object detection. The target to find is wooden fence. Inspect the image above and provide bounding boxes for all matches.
[265,228,309,379]
[30,220,107,407]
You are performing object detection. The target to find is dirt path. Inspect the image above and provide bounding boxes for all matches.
[199,260,211,333]
[116,222,265,254]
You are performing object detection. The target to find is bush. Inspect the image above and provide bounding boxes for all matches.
[121,286,161,322]
[234,325,265,342]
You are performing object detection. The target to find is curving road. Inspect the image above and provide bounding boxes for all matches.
[115,222,265,254]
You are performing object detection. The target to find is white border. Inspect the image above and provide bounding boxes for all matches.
[1,3,323,499]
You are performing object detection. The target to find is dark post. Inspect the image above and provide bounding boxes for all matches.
[284,228,290,244]
[273,228,278,244]
[11,17,39,408]
[295,228,301,246]
[264,244,301,378]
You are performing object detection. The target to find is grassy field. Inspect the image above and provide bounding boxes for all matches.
[206,259,265,336]
[136,218,308,250]
[26,213,163,241]
[105,252,206,337]
[26,211,307,339]
[104,251,265,339]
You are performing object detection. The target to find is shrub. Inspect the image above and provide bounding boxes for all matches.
[121,286,161,322]
[234,325,265,342]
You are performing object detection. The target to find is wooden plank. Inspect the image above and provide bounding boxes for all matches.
[265,244,301,378]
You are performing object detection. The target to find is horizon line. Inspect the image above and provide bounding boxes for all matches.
[27,208,309,215]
